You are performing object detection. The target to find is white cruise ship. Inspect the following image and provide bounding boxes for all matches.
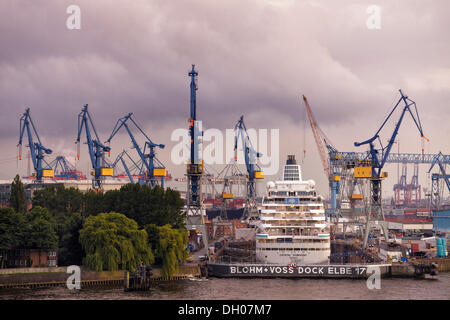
[255,155,330,264]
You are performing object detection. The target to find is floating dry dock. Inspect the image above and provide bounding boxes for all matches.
[206,263,437,279]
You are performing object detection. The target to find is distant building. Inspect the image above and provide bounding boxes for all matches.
[3,248,57,268]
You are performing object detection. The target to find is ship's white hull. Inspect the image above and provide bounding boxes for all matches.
[256,248,330,264]
[256,155,330,265]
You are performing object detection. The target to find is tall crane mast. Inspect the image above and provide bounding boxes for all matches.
[302,95,332,178]
[302,95,341,220]
[185,65,208,254]
[234,115,264,219]
[106,113,166,187]
[18,108,54,182]
[76,104,112,189]
[354,89,428,248]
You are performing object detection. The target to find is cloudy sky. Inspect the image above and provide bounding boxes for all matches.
[1,0,449,197]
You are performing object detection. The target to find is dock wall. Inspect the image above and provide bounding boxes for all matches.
[0,264,201,289]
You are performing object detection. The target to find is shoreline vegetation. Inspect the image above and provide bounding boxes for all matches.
[0,175,189,279]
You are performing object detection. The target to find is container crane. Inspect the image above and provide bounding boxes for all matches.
[76,104,112,189]
[18,108,54,182]
[106,113,166,187]
[354,89,428,248]
[234,115,264,219]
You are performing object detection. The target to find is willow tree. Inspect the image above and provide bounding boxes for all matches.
[146,224,188,278]
[79,212,153,272]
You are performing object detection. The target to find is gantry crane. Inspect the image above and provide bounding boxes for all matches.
[106,113,166,187]
[111,149,142,184]
[354,89,428,248]
[234,115,264,219]
[18,108,54,182]
[393,162,408,207]
[428,152,450,234]
[216,159,245,220]
[48,156,86,180]
[76,104,113,189]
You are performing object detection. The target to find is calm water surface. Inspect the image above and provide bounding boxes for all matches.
[1,273,449,300]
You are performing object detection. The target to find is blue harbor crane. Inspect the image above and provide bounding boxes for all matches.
[428,152,450,192]
[186,64,203,210]
[48,156,85,180]
[185,64,208,254]
[111,149,142,184]
[106,113,166,187]
[18,108,54,182]
[76,104,112,189]
[427,152,450,235]
[353,89,428,247]
[234,115,264,219]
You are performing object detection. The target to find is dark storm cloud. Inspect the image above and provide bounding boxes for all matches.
[1,0,449,189]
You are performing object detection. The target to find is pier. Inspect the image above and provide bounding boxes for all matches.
[0,265,202,290]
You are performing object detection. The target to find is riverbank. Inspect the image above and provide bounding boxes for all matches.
[0,265,202,289]
[1,274,449,300]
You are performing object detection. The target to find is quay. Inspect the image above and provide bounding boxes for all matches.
[0,265,202,290]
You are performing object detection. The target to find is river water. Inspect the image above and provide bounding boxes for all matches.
[0,273,449,300]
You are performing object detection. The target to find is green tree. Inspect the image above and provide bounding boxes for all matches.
[145,224,188,278]
[101,184,186,228]
[32,185,86,266]
[32,185,84,215]
[82,190,105,217]
[79,212,153,272]
[163,188,186,229]
[57,212,85,266]
[25,206,58,267]
[0,207,26,268]
[9,174,27,213]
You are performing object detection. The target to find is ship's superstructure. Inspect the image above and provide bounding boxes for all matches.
[255,155,330,264]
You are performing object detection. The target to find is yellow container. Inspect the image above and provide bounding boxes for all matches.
[222,193,234,199]
[100,167,113,176]
[354,167,372,178]
[351,194,363,199]
[334,175,340,181]
[254,171,264,179]
[42,169,54,177]
[153,168,166,177]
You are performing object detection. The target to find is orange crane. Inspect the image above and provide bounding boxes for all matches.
[302,95,333,180]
